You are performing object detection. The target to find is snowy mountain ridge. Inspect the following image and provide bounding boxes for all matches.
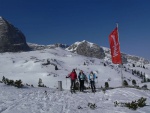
[28,40,149,65]
[66,40,95,52]
[65,40,149,65]
[28,42,69,50]
[66,40,100,51]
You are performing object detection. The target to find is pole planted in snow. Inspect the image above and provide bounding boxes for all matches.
[58,81,62,91]
[116,23,124,86]
[120,64,124,86]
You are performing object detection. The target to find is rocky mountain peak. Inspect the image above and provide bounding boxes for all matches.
[0,16,3,20]
[0,16,29,52]
[66,40,105,59]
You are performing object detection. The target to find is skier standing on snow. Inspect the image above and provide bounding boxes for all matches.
[88,71,97,92]
[66,69,77,92]
[78,70,87,92]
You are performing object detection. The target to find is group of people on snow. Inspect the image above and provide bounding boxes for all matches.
[66,69,98,93]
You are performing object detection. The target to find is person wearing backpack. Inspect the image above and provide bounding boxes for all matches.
[78,70,87,92]
[66,69,77,92]
[88,71,97,92]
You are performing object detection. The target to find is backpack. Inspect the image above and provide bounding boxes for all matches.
[89,74,95,81]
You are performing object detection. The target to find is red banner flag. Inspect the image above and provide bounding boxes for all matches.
[109,27,122,64]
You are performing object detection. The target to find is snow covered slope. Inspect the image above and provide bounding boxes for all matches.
[0,46,150,113]
[0,47,149,89]
[0,83,150,113]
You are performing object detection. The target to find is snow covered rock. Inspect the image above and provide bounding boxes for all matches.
[28,43,69,50]
[66,40,105,59]
[102,47,149,64]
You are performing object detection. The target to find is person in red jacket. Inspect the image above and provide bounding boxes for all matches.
[66,69,77,92]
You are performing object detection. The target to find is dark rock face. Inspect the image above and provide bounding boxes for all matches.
[67,40,105,59]
[54,43,69,49]
[0,17,29,52]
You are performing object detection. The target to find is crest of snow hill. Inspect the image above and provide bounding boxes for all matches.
[0,16,149,64]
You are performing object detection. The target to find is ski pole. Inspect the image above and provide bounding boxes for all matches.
[66,78,67,88]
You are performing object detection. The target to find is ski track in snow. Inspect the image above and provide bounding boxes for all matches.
[0,84,150,113]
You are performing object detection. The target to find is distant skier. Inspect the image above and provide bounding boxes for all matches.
[78,70,87,92]
[88,71,97,92]
[66,69,77,93]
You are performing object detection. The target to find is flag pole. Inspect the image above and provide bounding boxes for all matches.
[116,23,124,86]
[120,63,124,86]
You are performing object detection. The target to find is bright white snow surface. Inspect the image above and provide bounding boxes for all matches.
[0,84,150,113]
[0,48,149,89]
[0,48,123,88]
[0,47,150,113]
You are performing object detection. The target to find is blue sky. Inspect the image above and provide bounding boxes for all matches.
[0,0,150,60]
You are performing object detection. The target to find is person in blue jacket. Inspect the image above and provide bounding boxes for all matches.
[88,71,97,92]
[78,70,87,92]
